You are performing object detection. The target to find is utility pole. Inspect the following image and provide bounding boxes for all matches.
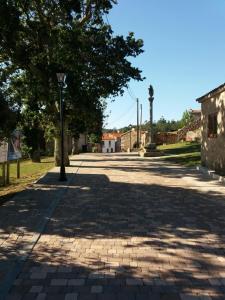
[136,98,139,148]
[140,103,142,146]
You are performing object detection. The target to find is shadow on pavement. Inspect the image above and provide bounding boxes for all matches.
[0,161,225,298]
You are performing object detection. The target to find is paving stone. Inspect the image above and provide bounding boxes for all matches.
[65,293,78,300]
[30,273,47,279]
[29,285,43,293]
[5,294,22,300]
[91,285,103,293]
[2,153,225,300]
[36,293,47,300]
[180,294,201,300]
[68,279,85,286]
[51,279,68,286]
[78,294,97,300]
[126,278,143,286]
[96,294,116,300]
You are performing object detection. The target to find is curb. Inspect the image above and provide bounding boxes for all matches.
[196,165,225,184]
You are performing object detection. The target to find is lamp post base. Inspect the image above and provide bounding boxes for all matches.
[139,143,164,157]
[59,174,67,181]
[59,166,67,181]
[145,143,156,151]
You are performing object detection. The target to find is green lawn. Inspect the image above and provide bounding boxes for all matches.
[0,157,55,200]
[158,142,201,167]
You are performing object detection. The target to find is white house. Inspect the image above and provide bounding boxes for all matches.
[101,133,121,153]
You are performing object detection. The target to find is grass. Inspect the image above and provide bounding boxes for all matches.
[0,157,55,202]
[158,141,201,167]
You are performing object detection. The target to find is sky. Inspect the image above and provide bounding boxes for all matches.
[104,0,225,129]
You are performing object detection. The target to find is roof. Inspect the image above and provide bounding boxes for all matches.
[120,130,147,137]
[189,109,201,115]
[196,83,225,103]
[102,132,121,141]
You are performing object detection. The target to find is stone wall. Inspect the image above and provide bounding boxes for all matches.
[201,91,225,173]
[121,130,138,151]
[186,128,201,142]
[155,132,178,145]
[121,131,148,151]
[177,118,201,141]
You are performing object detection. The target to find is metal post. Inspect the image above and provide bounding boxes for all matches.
[59,84,67,181]
[129,130,131,151]
[6,161,10,184]
[17,159,20,179]
[2,163,6,186]
[140,103,142,146]
[137,98,139,148]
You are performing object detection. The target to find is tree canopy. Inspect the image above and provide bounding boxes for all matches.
[0,0,144,162]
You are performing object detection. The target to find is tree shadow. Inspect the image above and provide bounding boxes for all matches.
[1,169,225,299]
[69,157,221,185]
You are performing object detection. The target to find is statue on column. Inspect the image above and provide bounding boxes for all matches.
[139,84,163,157]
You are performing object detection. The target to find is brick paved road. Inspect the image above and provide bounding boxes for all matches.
[1,153,225,300]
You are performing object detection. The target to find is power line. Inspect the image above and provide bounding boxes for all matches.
[105,102,136,127]
[127,84,137,101]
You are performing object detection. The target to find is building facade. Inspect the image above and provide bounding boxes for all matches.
[120,130,148,151]
[197,83,225,173]
[101,133,121,153]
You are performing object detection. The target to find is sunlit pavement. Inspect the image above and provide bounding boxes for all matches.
[1,152,225,300]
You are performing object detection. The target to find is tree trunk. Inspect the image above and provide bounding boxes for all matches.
[72,136,79,154]
[54,123,70,167]
[30,149,41,163]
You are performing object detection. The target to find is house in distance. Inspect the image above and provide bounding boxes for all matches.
[101,132,121,153]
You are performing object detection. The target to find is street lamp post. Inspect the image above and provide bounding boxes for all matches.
[57,73,67,181]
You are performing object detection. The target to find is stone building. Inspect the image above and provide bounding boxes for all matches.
[197,83,225,173]
[190,109,201,122]
[120,130,148,151]
[176,109,201,142]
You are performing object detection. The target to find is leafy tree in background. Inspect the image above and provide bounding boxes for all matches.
[179,109,194,128]
[0,0,144,164]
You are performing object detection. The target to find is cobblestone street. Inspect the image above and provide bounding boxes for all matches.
[1,153,225,300]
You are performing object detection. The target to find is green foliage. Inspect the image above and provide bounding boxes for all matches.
[179,110,194,128]
[108,109,196,134]
[88,133,100,144]
[0,1,144,155]
[0,91,18,139]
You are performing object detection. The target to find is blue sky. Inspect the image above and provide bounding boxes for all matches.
[104,0,225,129]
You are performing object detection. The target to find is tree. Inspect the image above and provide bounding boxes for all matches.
[0,1,144,165]
[0,90,19,140]
[179,110,194,128]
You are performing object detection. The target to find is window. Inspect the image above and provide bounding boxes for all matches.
[208,113,217,138]
[101,141,104,146]
[109,140,111,146]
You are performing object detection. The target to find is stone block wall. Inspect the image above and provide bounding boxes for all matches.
[201,92,225,173]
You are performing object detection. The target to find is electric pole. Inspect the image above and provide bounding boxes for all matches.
[140,103,142,146]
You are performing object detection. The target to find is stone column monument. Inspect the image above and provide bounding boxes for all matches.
[147,85,156,150]
[139,84,162,157]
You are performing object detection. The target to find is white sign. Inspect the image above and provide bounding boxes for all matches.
[0,141,8,163]
[7,130,22,161]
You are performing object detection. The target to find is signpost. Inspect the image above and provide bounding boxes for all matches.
[0,130,22,185]
[0,141,8,163]
[7,130,22,161]
[0,141,8,186]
